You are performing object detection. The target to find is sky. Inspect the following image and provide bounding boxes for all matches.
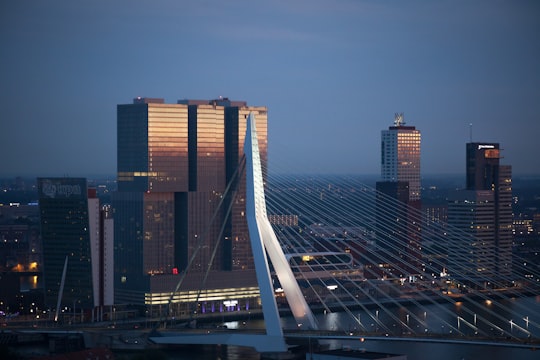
[1,0,539,177]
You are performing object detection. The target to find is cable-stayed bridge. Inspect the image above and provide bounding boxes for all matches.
[150,113,540,356]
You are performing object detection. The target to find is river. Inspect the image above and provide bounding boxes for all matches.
[117,295,540,360]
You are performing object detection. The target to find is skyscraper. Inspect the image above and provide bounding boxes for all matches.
[376,113,422,277]
[447,190,496,280]
[113,97,267,314]
[380,113,421,203]
[38,178,114,321]
[447,143,512,283]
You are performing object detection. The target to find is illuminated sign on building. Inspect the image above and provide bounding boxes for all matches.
[477,144,495,150]
[38,178,84,199]
[484,149,500,159]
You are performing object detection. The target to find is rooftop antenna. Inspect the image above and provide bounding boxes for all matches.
[394,112,405,126]
[469,123,473,142]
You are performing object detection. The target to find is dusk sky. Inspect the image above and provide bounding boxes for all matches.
[1,1,539,177]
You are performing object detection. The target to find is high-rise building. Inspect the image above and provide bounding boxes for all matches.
[447,143,512,283]
[376,114,422,277]
[380,113,421,203]
[447,190,496,280]
[87,189,114,315]
[113,97,267,314]
[38,178,114,321]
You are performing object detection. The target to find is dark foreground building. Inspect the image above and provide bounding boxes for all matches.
[38,178,94,313]
[38,178,114,321]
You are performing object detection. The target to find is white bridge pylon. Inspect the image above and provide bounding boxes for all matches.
[151,113,317,353]
[244,112,319,336]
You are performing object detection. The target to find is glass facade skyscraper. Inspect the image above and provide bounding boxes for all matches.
[447,143,513,282]
[448,143,513,279]
[113,97,267,313]
[38,178,94,312]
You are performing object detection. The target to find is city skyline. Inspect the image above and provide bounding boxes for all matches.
[1,1,539,177]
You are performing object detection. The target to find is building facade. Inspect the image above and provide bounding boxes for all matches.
[446,143,512,285]
[0,205,41,315]
[38,178,94,313]
[87,189,114,315]
[458,143,512,281]
[376,114,422,277]
[38,178,114,321]
[113,97,267,314]
[447,190,496,281]
[380,113,421,203]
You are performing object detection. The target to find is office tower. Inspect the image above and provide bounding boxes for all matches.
[38,178,113,321]
[113,97,267,313]
[447,190,496,280]
[467,143,512,281]
[447,143,512,283]
[38,178,94,314]
[380,113,421,203]
[376,114,422,277]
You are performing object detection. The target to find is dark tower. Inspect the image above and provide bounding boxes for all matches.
[464,143,512,280]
